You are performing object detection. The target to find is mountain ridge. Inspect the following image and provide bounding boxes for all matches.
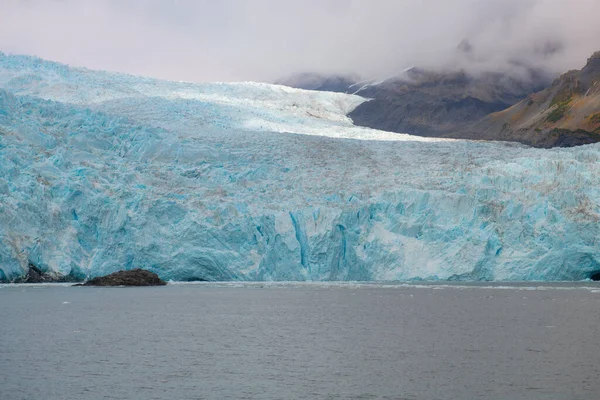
[348,67,552,138]
[279,50,600,147]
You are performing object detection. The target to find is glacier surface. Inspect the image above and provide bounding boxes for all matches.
[1,52,600,282]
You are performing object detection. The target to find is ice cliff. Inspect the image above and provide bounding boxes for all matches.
[1,52,600,282]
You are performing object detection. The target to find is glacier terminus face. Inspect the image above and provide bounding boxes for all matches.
[1,52,600,282]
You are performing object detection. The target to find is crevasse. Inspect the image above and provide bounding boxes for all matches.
[1,52,600,282]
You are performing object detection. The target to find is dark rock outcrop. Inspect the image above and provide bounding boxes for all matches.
[12,263,84,283]
[76,269,167,287]
[20,264,55,283]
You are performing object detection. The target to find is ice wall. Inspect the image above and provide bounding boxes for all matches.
[1,53,600,282]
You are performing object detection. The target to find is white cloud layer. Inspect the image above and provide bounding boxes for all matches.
[1,0,599,82]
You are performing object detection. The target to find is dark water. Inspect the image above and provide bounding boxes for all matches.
[1,282,600,400]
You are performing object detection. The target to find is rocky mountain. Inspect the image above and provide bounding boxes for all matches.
[278,47,600,147]
[279,67,553,143]
[469,51,600,147]
[348,67,552,138]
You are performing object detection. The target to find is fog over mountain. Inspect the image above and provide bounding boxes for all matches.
[1,0,599,82]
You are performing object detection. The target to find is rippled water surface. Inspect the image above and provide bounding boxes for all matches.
[1,282,600,400]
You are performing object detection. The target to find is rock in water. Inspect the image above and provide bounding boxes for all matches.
[78,269,167,287]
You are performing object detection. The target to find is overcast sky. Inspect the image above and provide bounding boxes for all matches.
[1,0,599,82]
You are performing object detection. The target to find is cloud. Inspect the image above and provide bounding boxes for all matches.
[0,0,599,82]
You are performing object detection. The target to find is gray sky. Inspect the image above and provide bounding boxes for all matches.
[1,0,599,82]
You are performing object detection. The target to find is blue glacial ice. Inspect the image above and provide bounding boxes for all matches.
[1,52,600,282]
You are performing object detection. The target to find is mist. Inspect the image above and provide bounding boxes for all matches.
[1,0,599,83]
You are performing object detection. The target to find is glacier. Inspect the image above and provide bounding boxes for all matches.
[1,52,600,282]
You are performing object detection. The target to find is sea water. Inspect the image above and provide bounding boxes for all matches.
[1,282,599,400]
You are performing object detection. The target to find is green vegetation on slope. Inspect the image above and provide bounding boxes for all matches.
[546,96,573,123]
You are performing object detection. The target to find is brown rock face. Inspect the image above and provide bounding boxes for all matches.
[77,269,167,287]
[470,50,600,147]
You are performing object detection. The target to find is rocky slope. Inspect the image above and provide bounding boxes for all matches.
[348,67,551,138]
[469,51,600,147]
